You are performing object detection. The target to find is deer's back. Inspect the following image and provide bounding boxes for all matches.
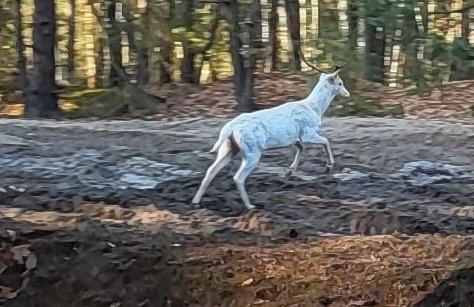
[226,102,320,149]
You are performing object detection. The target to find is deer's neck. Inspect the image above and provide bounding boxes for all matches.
[303,82,336,116]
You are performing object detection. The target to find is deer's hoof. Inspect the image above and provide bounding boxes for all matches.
[190,198,201,208]
[245,204,256,210]
[284,169,295,178]
[325,164,334,174]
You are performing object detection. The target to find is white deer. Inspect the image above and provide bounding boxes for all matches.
[192,64,350,210]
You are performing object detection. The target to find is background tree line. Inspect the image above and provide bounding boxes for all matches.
[0,0,472,117]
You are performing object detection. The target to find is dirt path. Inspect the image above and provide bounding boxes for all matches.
[0,116,473,306]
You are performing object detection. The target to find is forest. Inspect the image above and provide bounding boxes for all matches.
[1,1,474,306]
[0,0,472,117]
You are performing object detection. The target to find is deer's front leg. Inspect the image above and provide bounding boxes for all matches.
[306,134,335,174]
[285,141,304,178]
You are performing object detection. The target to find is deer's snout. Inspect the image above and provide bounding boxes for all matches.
[341,88,350,98]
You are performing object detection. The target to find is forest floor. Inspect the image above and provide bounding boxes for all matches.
[0,72,473,306]
[0,115,473,306]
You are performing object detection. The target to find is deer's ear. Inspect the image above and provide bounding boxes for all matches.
[327,75,336,84]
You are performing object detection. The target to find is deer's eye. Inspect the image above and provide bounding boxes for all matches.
[338,83,342,86]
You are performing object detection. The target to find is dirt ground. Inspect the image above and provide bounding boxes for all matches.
[0,116,473,306]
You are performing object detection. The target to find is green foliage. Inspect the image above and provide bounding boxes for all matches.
[452,38,474,61]
[0,0,472,101]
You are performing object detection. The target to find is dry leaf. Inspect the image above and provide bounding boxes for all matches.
[26,253,37,270]
[0,285,16,299]
[241,278,254,286]
[0,263,7,275]
[6,230,16,241]
[10,244,31,265]
[349,299,377,306]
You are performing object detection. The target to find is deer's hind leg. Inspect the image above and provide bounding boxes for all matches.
[285,141,304,178]
[304,133,335,174]
[233,151,261,210]
[192,139,236,204]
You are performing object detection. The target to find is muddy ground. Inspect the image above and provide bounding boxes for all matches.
[0,116,473,306]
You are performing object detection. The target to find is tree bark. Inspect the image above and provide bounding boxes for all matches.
[107,0,123,86]
[269,0,279,70]
[121,0,149,87]
[347,0,358,49]
[365,24,385,83]
[67,0,76,77]
[252,0,262,42]
[197,7,222,82]
[158,0,173,85]
[24,0,60,118]
[461,0,470,41]
[225,0,255,111]
[180,0,196,83]
[95,35,106,87]
[284,0,301,71]
[13,0,28,89]
[137,48,149,87]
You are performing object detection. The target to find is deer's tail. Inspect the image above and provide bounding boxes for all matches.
[210,123,245,154]
[210,125,233,153]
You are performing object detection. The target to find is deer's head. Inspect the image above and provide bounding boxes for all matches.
[322,65,350,98]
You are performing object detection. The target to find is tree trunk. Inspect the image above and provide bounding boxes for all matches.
[67,0,76,77]
[252,0,262,42]
[107,0,123,86]
[121,0,149,87]
[180,0,196,83]
[347,0,358,49]
[269,0,279,70]
[137,49,149,87]
[365,24,385,82]
[191,7,221,83]
[225,0,255,111]
[181,43,196,83]
[95,35,106,87]
[137,14,149,87]
[284,0,301,71]
[13,0,28,89]
[461,0,470,41]
[157,0,173,85]
[24,0,60,118]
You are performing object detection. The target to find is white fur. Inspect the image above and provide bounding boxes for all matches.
[192,71,350,210]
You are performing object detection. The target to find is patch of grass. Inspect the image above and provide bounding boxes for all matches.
[0,88,113,119]
[0,103,23,117]
[59,88,118,119]
[60,88,109,99]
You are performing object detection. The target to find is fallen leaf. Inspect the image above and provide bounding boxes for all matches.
[349,299,377,306]
[241,278,254,286]
[118,259,136,271]
[0,285,16,299]
[6,230,16,241]
[20,276,30,289]
[10,245,31,264]
[26,253,37,270]
[0,263,7,275]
